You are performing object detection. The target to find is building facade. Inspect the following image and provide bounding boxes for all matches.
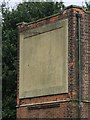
[17,6,90,118]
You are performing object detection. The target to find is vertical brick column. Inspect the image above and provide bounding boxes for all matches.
[67,8,79,118]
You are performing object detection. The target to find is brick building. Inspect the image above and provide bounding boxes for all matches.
[16,5,90,119]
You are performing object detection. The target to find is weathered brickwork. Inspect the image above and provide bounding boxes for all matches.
[80,12,90,118]
[17,6,90,119]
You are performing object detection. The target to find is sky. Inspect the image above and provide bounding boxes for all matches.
[0,0,90,9]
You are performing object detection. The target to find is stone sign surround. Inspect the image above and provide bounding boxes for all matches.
[19,19,68,99]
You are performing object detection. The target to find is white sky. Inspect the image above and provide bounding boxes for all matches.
[0,0,90,8]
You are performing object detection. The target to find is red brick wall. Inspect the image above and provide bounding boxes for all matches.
[17,6,90,119]
[80,12,90,118]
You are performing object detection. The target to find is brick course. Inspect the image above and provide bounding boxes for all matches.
[17,5,90,119]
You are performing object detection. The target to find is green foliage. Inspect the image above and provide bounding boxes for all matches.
[2,7,17,119]
[2,2,65,119]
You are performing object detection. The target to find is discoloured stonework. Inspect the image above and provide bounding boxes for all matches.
[19,19,68,98]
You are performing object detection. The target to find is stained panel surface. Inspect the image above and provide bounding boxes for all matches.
[19,19,68,98]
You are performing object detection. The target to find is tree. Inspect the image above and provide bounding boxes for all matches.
[2,6,17,119]
[83,1,90,11]
[85,1,90,11]
[2,1,65,119]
